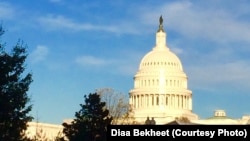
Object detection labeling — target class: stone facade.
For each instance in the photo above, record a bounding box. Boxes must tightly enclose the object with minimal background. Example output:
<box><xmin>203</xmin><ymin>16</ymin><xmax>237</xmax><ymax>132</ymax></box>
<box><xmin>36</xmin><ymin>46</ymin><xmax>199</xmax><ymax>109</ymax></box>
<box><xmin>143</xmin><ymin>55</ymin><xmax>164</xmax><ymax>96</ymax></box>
<box><xmin>26</xmin><ymin>122</ymin><xmax>64</xmax><ymax>140</ymax></box>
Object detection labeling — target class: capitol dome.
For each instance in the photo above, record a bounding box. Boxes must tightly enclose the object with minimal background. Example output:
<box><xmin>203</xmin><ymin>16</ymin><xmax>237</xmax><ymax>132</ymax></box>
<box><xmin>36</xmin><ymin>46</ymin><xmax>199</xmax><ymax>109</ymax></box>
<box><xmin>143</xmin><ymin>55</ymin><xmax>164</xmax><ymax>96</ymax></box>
<box><xmin>139</xmin><ymin>48</ymin><xmax>183</xmax><ymax>73</ymax></box>
<box><xmin>129</xmin><ymin>16</ymin><xmax>198</xmax><ymax>124</ymax></box>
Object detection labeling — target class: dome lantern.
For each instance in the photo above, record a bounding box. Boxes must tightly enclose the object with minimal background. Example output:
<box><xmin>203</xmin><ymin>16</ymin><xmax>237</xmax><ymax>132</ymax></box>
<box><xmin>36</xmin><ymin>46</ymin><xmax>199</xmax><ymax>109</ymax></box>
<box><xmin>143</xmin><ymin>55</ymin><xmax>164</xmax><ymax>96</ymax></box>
<box><xmin>155</xmin><ymin>16</ymin><xmax>168</xmax><ymax>51</ymax></box>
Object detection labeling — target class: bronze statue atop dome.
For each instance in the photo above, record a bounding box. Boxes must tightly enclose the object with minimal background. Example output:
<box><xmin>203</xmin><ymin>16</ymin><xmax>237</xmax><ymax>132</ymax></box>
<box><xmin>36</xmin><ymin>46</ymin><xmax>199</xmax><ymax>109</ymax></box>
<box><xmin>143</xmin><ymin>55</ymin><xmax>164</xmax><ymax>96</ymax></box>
<box><xmin>159</xmin><ymin>15</ymin><xmax>163</xmax><ymax>25</ymax></box>
<box><xmin>158</xmin><ymin>15</ymin><xmax>164</xmax><ymax>32</ymax></box>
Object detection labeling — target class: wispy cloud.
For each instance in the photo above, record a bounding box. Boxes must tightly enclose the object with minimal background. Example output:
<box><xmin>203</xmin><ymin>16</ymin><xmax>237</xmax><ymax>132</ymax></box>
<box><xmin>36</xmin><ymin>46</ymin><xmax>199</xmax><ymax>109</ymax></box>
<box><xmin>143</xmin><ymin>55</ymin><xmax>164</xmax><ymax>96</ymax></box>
<box><xmin>187</xmin><ymin>58</ymin><xmax>250</xmax><ymax>91</ymax></box>
<box><xmin>75</xmin><ymin>50</ymin><xmax>142</xmax><ymax>76</ymax></box>
<box><xmin>171</xmin><ymin>47</ymin><xmax>183</xmax><ymax>55</ymax></box>
<box><xmin>37</xmin><ymin>15</ymin><xmax>138</xmax><ymax>34</ymax></box>
<box><xmin>141</xmin><ymin>1</ymin><xmax>250</xmax><ymax>43</ymax></box>
<box><xmin>49</xmin><ymin>0</ymin><xmax>62</xmax><ymax>3</ymax></box>
<box><xmin>0</xmin><ymin>2</ymin><xmax>15</xmax><ymax>19</ymax></box>
<box><xmin>29</xmin><ymin>45</ymin><xmax>49</xmax><ymax>63</ymax></box>
<box><xmin>75</xmin><ymin>55</ymin><xmax>111</xmax><ymax>66</ymax></box>
<box><xmin>178</xmin><ymin>43</ymin><xmax>250</xmax><ymax>91</ymax></box>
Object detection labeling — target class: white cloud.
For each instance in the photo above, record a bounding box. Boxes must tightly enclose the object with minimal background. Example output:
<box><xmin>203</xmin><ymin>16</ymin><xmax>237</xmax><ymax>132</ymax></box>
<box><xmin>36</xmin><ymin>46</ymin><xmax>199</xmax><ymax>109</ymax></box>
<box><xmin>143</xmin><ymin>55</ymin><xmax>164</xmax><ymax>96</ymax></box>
<box><xmin>37</xmin><ymin>15</ymin><xmax>138</xmax><ymax>34</ymax></box>
<box><xmin>75</xmin><ymin>55</ymin><xmax>110</xmax><ymax>66</ymax></box>
<box><xmin>187</xmin><ymin>59</ymin><xmax>250</xmax><ymax>92</ymax></box>
<box><xmin>30</xmin><ymin>45</ymin><xmax>49</xmax><ymax>63</ymax></box>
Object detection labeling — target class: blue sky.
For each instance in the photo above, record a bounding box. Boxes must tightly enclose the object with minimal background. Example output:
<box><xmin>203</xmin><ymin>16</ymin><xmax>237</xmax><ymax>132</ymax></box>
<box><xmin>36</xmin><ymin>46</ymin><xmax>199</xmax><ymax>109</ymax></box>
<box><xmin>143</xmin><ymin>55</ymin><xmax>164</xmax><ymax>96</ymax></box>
<box><xmin>1</xmin><ymin>0</ymin><xmax>250</xmax><ymax>124</ymax></box>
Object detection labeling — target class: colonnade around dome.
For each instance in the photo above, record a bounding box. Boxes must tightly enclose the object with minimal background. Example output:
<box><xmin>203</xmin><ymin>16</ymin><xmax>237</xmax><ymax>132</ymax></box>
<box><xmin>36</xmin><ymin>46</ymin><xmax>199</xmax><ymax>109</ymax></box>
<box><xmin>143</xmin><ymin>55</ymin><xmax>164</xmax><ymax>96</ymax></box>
<box><xmin>130</xmin><ymin>93</ymin><xmax>192</xmax><ymax>111</ymax></box>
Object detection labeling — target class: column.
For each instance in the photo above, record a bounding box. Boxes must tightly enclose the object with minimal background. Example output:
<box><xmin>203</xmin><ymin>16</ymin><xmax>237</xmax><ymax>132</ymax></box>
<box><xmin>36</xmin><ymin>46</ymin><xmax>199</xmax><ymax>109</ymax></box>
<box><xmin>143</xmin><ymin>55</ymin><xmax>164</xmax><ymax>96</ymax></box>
<box><xmin>189</xmin><ymin>96</ymin><xmax>192</xmax><ymax>110</ymax></box>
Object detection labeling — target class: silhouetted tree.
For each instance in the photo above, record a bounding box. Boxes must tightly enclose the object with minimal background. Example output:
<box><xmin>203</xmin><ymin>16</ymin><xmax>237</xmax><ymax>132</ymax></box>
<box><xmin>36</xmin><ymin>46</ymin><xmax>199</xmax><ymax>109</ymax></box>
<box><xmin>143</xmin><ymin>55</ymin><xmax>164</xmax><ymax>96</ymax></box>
<box><xmin>62</xmin><ymin>92</ymin><xmax>112</xmax><ymax>141</ymax></box>
<box><xmin>0</xmin><ymin>25</ymin><xmax>33</xmax><ymax>140</ymax></box>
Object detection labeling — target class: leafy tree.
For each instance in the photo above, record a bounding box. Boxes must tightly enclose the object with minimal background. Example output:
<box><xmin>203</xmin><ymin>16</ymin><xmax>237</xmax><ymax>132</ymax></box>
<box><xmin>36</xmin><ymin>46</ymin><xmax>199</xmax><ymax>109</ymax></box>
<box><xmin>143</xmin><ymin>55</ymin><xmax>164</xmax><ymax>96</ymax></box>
<box><xmin>62</xmin><ymin>92</ymin><xmax>112</xmax><ymax>141</ymax></box>
<box><xmin>0</xmin><ymin>26</ymin><xmax>33</xmax><ymax>140</ymax></box>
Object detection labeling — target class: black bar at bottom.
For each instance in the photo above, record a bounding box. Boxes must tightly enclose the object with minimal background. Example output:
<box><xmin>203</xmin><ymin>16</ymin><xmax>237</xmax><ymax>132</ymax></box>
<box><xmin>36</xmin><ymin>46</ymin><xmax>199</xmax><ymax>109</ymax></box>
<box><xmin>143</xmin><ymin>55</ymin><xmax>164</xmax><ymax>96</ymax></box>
<box><xmin>107</xmin><ymin>125</ymin><xmax>250</xmax><ymax>141</ymax></box>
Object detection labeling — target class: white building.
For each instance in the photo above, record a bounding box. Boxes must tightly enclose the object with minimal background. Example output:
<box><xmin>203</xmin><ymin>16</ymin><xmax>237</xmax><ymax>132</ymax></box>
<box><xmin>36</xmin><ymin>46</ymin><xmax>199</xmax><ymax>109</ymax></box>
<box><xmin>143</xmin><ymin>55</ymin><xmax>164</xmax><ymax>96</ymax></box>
<box><xmin>129</xmin><ymin>16</ymin><xmax>198</xmax><ymax>124</ymax></box>
<box><xmin>26</xmin><ymin>122</ymin><xmax>64</xmax><ymax>140</ymax></box>
<box><xmin>191</xmin><ymin>109</ymin><xmax>250</xmax><ymax>125</ymax></box>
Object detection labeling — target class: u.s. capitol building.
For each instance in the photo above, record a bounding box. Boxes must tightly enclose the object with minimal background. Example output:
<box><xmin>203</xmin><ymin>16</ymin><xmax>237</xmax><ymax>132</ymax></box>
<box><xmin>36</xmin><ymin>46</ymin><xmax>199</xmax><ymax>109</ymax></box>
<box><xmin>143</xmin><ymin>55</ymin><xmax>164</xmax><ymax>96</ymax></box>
<box><xmin>26</xmin><ymin>16</ymin><xmax>250</xmax><ymax>139</ymax></box>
